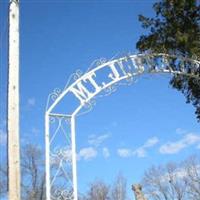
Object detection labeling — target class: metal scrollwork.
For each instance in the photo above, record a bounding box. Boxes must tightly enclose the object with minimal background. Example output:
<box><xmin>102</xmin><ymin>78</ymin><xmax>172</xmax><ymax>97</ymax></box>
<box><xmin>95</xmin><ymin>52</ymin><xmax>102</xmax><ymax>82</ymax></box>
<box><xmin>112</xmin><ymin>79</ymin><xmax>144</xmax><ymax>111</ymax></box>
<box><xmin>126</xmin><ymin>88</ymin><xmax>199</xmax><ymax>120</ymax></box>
<box><xmin>94</xmin><ymin>58</ymin><xmax>107</xmax><ymax>66</ymax></box>
<box><xmin>51</xmin><ymin>147</ymin><xmax>72</xmax><ymax>164</ymax></box>
<box><xmin>77</xmin><ymin>99</ymin><xmax>97</xmax><ymax>116</ymax></box>
<box><xmin>104</xmin><ymin>84</ymin><xmax>117</xmax><ymax>95</ymax></box>
<box><xmin>46</xmin><ymin>88</ymin><xmax>62</xmax><ymax>110</ymax></box>
<box><xmin>52</xmin><ymin>189</ymin><xmax>73</xmax><ymax>200</ymax></box>
<box><xmin>73</xmin><ymin>70</ymin><xmax>83</xmax><ymax>81</ymax></box>
<box><xmin>52</xmin><ymin>88</ymin><xmax>62</xmax><ymax>100</ymax></box>
<box><xmin>86</xmin><ymin>57</ymin><xmax>108</xmax><ymax>72</ymax></box>
<box><xmin>49</xmin><ymin>116</ymin><xmax>56</xmax><ymax>124</ymax></box>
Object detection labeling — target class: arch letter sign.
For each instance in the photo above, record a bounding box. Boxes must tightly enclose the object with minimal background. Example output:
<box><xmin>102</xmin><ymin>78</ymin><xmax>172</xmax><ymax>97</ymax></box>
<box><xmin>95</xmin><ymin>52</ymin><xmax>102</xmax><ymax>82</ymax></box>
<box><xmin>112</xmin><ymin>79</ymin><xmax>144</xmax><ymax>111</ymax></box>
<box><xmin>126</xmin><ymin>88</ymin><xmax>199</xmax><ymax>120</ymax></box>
<box><xmin>45</xmin><ymin>53</ymin><xmax>200</xmax><ymax>200</ymax></box>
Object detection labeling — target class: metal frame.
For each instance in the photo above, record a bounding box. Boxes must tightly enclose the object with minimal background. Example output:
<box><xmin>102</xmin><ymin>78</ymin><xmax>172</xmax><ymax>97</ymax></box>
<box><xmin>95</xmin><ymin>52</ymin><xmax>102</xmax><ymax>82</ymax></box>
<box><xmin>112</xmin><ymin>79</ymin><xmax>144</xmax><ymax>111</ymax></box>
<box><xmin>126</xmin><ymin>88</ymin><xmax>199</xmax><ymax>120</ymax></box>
<box><xmin>45</xmin><ymin>53</ymin><xmax>200</xmax><ymax>200</ymax></box>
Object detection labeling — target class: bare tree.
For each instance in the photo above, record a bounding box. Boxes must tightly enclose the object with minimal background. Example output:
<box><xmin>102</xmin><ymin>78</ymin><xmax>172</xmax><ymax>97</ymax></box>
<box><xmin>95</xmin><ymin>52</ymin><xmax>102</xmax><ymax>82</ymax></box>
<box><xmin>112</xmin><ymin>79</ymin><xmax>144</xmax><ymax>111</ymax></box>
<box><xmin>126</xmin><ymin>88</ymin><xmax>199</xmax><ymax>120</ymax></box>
<box><xmin>21</xmin><ymin>144</ymin><xmax>45</xmax><ymax>200</ymax></box>
<box><xmin>182</xmin><ymin>155</ymin><xmax>200</xmax><ymax>200</ymax></box>
<box><xmin>0</xmin><ymin>143</ymin><xmax>46</xmax><ymax>199</ymax></box>
<box><xmin>0</xmin><ymin>160</ymin><xmax>7</xmax><ymax>197</ymax></box>
<box><xmin>142</xmin><ymin>162</ymin><xmax>188</xmax><ymax>200</ymax></box>
<box><xmin>142</xmin><ymin>165</ymin><xmax>170</xmax><ymax>200</ymax></box>
<box><xmin>111</xmin><ymin>173</ymin><xmax>127</xmax><ymax>200</ymax></box>
<box><xmin>141</xmin><ymin>156</ymin><xmax>200</xmax><ymax>200</ymax></box>
<box><xmin>165</xmin><ymin>163</ymin><xmax>187</xmax><ymax>200</ymax></box>
<box><xmin>86</xmin><ymin>180</ymin><xmax>110</xmax><ymax>200</ymax></box>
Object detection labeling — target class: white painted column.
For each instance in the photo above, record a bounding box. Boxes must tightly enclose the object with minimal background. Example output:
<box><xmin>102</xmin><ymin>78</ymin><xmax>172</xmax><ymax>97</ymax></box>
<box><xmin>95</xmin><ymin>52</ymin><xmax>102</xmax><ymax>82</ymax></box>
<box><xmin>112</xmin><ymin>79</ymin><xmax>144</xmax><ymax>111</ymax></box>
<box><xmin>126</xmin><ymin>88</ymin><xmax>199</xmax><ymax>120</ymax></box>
<box><xmin>45</xmin><ymin>113</ymin><xmax>51</xmax><ymax>200</ymax></box>
<box><xmin>71</xmin><ymin>116</ymin><xmax>78</xmax><ymax>200</ymax></box>
<box><xmin>8</xmin><ymin>0</ymin><xmax>20</xmax><ymax>200</ymax></box>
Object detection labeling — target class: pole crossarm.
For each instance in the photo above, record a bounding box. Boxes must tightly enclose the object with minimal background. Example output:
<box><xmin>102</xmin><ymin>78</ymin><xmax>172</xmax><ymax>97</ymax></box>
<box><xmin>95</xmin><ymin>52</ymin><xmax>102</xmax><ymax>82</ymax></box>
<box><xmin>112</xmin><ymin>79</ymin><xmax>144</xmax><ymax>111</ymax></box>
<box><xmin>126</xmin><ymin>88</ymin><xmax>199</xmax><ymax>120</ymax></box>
<box><xmin>45</xmin><ymin>53</ymin><xmax>200</xmax><ymax>200</ymax></box>
<box><xmin>49</xmin><ymin>113</ymin><xmax>72</xmax><ymax>118</ymax></box>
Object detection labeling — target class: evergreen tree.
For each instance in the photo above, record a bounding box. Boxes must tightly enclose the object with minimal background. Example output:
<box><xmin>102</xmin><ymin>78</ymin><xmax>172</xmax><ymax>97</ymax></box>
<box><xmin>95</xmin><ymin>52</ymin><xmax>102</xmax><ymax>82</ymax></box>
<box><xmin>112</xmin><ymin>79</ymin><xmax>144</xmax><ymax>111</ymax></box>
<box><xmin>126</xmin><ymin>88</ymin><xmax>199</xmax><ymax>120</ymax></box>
<box><xmin>137</xmin><ymin>0</ymin><xmax>200</xmax><ymax>120</ymax></box>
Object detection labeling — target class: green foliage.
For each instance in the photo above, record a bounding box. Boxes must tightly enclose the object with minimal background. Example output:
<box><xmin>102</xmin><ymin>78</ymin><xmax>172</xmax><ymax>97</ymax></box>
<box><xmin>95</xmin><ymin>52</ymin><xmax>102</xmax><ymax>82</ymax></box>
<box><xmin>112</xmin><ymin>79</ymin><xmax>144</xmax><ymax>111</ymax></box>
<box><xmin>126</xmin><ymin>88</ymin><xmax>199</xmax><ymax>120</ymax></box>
<box><xmin>137</xmin><ymin>0</ymin><xmax>200</xmax><ymax>120</ymax></box>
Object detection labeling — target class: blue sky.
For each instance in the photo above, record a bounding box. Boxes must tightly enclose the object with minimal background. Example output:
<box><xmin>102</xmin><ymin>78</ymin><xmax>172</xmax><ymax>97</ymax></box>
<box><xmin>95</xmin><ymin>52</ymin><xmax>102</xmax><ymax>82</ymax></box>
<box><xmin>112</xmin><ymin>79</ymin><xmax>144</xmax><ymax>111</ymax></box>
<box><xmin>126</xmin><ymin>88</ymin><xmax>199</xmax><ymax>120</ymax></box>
<box><xmin>0</xmin><ymin>0</ymin><xmax>200</xmax><ymax>199</ymax></box>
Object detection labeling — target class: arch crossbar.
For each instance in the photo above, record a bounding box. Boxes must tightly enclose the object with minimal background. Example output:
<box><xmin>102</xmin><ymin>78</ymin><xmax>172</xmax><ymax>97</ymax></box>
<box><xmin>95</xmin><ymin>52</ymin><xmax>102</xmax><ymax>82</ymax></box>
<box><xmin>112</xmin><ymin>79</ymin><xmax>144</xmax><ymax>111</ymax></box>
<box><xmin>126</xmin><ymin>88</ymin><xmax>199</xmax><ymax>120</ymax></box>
<box><xmin>45</xmin><ymin>53</ymin><xmax>200</xmax><ymax>200</ymax></box>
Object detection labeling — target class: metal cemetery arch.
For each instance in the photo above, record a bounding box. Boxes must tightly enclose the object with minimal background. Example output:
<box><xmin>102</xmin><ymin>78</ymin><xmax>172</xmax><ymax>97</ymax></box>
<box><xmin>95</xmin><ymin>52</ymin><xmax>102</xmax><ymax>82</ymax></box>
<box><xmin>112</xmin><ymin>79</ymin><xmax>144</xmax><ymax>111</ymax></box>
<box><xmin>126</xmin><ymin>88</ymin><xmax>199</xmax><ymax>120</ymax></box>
<box><xmin>45</xmin><ymin>53</ymin><xmax>200</xmax><ymax>200</ymax></box>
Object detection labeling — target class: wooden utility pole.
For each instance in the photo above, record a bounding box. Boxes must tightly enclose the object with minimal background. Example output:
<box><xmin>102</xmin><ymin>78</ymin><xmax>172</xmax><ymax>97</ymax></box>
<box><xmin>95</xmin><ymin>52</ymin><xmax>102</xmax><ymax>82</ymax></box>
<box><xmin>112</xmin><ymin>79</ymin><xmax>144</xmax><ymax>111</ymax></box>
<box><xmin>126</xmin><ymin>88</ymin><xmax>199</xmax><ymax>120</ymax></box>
<box><xmin>8</xmin><ymin>0</ymin><xmax>20</xmax><ymax>200</ymax></box>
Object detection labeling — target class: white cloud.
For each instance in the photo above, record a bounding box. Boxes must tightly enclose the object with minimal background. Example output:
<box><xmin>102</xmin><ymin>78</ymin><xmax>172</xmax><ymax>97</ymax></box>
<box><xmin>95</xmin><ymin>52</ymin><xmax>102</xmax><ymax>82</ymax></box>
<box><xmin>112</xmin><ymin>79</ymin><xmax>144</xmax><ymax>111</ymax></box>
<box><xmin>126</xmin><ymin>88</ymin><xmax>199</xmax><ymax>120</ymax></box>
<box><xmin>78</xmin><ymin>147</ymin><xmax>97</xmax><ymax>161</ymax></box>
<box><xmin>27</xmin><ymin>98</ymin><xmax>36</xmax><ymax>107</ymax></box>
<box><xmin>0</xmin><ymin>130</ymin><xmax>7</xmax><ymax>145</ymax></box>
<box><xmin>158</xmin><ymin>164</ymin><xmax>200</xmax><ymax>184</ymax></box>
<box><xmin>133</xmin><ymin>148</ymin><xmax>146</xmax><ymax>158</ymax></box>
<box><xmin>117</xmin><ymin>148</ymin><xmax>132</xmax><ymax>157</ymax></box>
<box><xmin>118</xmin><ymin>137</ymin><xmax>159</xmax><ymax>158</ymax></box>
<box><xmin>159</xmin><ymin>167</ymin><xmax>187</xmax><ymax>183</ymax></box>
<box><xmin>143</xmin><ymin>137</ymin><xmax>159</xmax><ymax>147</ymax></box>
<box><xmin>102</xmin><ymin>147</ymin><xmax>110</xmax><ymax>158</ymax></box>
<box><xmin>88</xmin><ymin>133</ymin><xmax>110</xmax><ymax>147</ymax></box>
<box><xmin>176</xmin><ymin>128</ymin><xmax>187</xmax><ymax>135</ymax></box>
<box><xmin>78</xmin><ymin>133</ymin><xmax>111</xmax><ymax>161</ymax></box>
<box><xmin>133</xmin><ymin>137</ymin><xmax>159</xmax><ymax>158</ymax></box>
<box><xmin>160</xmin><ymin>133</ymin><xmax>200</xmax><ymax>154</ymax></box>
